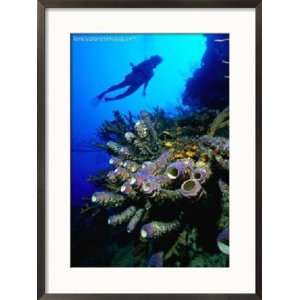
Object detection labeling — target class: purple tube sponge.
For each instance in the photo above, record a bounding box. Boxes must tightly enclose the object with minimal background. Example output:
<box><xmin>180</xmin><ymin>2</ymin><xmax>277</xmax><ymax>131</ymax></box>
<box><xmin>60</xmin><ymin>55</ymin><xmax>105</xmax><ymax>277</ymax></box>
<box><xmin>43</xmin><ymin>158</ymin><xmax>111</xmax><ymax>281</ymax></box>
<box><xmin>140</xmin><ymin>161</ymin><xmax>157</xmax><ymax>175</ymax></box>
<box><xmin>109</xmin><ymin>156</ymin><xmax>123</xmax><ymax>167</ymax></box>
<box><xmin>123</xmin><ymin>160</ymin><xmax>139</xmax><ymax>173</ymax></box>
<box><xmin>113</xmin><ymin>167</ymin><xmax>130</xmax><ymax>181</ymax></box>
<box><xmin>129</xmin><ymin>164</ymin><xmax>160</xmax><ymax>190</ymax></box>
<box><xmin>129</xmin><ymin>173</ymin><xmax>147</xmax><ymax>189</ymax></box>
<box><xmin>192</xmin><ymin>167</ymin><xmax>211</xmax><ymax>184</ymax></box>
<box><xmin>154</xmin><ymin>175</ymin><xmax>172</xmax><ymax>187</ymax></box>
<box><xmin>108</xmin><ymin>206</ymin><xmax>137</xmax><ymax>226</ymax></box>
<box><xmin>140</xmin><ymin>220</ymin><xmax>180</xmax><ymax>240</ymax></box>
<box><xmin>141</xmin><ymin>177</ymin><xmax>161</xmax><ymax>196</ymax></box>
<box><xmin>218</xmin><ymin>179</ymin><xmax>229</xmax><ymax>194</ymax></box>
<box><xmin>180</xmin><ymin>179</ymin><xmax>203</xmax><ymax>198</ymax></box>
<box><xmin>140</xmin><ymin>110</ymin><xmax>158</xmax><ymax>143</ymax></box>
<box><xmin>147</xmin><ymin>251</ymin><xmax>164</xmax><ymax>267</ymax></box>
<box><xmin>166</xmin><ymin>161</ymin><xmax>191</xmax><ymax>180</ymax></box>
<box><xmin>134</xmin><ymin>120</ymin><xmax>148</xmax><ymax>138</ymax></box>
<box><xmin>199</xmin><ymin>136</ymin><xmax>229</xmax><ymax>157</ymax></box>
<box><xmin>140</xmin><ymin>223</ymin><xmax>154</xmax><ymax>239</ymax></box>
<box><xmin>217</xmin><ymin>228</ymin><xmax>229</xmax><ymax>255</ymax></box>
<box><xmin>154</xmin><ymin>151</ymin><xmax>170</xmax><ymax>171</ymax></box>
<box><xmin>106</xmin><ymin>170</ymin><xmax>118</xmax><ymax>183</ymax></box>
<box><xmin>119</xmin><ymin>146</ymin><xmax>131</xmax><ymax>157</ymax></box>
<box><xmin>215</xmin><ymin>155</ymin><xmax>229</xmax><ymax>171</ymax></box>
<box><xmin>106</xmin><ymin>141</ymin><xmax>122</xmax><ymax>154</ymax></box>
<box><xmin>120</xmin><ymin>181</ymin><xmax>135</xmax><ymax>196</ymax></box>
<box><xmin>124</xmin><ymin>132</ymin><xmax>136</xmax><ymax>143</ymax></box>
<box><xmin>127</xmin><ymin>208</ymin><xmax>145</xmax><ymax>233</ymax></box>
<box><xmin>91</xmin><ymin>192</ymin><xmax>125</xmax><ymax>208</ymax></box>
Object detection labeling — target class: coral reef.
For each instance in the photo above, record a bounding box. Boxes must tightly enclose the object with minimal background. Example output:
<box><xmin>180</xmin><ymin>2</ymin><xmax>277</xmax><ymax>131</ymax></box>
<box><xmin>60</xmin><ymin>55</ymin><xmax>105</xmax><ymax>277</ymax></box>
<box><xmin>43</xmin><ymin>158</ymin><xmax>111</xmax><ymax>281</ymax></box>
<box><xmin>83</xmin><ymin>107</ymin><xmax>229</xmax><ymax>267</ymax></box>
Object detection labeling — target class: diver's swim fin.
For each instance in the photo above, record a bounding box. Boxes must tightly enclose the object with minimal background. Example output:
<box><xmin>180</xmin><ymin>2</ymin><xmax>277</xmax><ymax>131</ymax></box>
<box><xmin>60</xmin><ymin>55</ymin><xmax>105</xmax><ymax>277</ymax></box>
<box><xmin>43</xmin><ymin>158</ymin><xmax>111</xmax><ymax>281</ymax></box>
<box><xmin>96</xmin><ymin>92</ymin><xmax>105</xmax><ymax>100</ymax></box>
<box><xmin>91</xmin><ymin>96</ymin><xmax>103</xmax><ymax>106</ymax></box>
<box><xmin>90</xmin><ymin>93</ymin><xmax>106</xmax><ymax>106</ymax></box>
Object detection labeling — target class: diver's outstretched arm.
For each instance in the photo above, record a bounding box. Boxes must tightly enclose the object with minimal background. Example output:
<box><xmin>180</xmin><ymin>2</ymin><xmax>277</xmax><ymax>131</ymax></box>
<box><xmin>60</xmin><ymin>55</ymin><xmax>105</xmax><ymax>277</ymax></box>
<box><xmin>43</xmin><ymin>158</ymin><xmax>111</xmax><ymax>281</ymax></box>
<box><xmin>143</xmin><ymin>76</ymin><xmax>153</xmax><ymax>96</ymax></box>
<box><xmin>105</xmin><ymin>85</ymin><xmax>140</xmax><ymax>101</ymax></box>
<box><xmin>143</xmin><ymin>80</ymin><xmax>149</xmax><ymax>96</ymax></box>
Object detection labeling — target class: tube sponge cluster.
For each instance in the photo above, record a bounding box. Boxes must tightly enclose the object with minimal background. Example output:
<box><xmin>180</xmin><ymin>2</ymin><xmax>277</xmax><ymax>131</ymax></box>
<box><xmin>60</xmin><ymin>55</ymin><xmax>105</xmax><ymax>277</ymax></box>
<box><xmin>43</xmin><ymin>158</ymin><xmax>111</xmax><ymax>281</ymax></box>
<box><xmin>84</xmin><ymin>108</ymin><xmax>229</xmax><ymax>267</ymax></box>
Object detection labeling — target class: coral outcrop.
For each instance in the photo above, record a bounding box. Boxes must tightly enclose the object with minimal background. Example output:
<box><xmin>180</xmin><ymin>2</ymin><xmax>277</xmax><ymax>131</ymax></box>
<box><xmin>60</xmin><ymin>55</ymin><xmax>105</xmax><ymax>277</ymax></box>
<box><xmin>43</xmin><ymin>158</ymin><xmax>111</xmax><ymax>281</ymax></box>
<box><xmin>83</xmin><ymin>107</ymin><xmax>229</xmax><ymax>267</ymax></box>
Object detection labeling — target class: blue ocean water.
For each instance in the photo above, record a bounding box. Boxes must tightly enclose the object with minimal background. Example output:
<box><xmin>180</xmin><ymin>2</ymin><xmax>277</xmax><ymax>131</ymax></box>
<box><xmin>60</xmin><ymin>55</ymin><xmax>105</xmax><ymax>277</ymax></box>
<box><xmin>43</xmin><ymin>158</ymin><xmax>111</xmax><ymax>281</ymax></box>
<box><xmin>71</xmin><ymin>33</ymin><xmax>207</xmax><ymax>207</ymax></box>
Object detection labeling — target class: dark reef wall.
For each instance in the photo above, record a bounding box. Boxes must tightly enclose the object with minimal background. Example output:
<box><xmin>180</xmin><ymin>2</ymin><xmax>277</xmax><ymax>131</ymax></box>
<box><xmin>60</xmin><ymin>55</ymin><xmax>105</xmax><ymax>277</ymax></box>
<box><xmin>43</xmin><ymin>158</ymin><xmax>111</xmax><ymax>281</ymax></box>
<box><xmin>182</xmin><ymin>34</ymin><xmax>229</xmax><ymax>109</ymax></box>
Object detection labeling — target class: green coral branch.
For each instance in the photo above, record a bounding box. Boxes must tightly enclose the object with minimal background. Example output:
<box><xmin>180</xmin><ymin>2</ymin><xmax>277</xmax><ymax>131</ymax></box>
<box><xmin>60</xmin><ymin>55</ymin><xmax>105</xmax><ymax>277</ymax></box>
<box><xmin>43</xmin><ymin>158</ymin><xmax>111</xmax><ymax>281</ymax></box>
<box><xmin>164</xmin><ymin>229</ymin><xmax>188</xmax><ymax>260</ymax></box>
<box><xmin>154</xmin><ymin>189</ymin><xmax>182</xmax><ymax>205</ymax></box>
<box><xmin>207</xmin><ymin>107</ymin><xmax>229</xmax><ymax>136</ymax></box>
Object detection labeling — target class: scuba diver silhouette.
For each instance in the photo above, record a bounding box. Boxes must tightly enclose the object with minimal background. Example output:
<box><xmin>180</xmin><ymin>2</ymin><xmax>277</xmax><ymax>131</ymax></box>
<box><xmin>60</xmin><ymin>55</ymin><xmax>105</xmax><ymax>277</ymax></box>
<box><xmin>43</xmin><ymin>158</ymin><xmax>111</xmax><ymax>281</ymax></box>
<box><xmin>97</xmin><ymin>55</ymin><xmax>163</xmax><ymax>102</ymax></box>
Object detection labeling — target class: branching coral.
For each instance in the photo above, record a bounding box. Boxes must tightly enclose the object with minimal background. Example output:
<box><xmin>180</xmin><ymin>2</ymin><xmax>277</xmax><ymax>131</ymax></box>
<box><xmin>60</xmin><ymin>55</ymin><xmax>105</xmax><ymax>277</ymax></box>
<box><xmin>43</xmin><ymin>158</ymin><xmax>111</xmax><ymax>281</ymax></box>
<box><xmin>83</xmin><ymin>108</ymin><xmax>229</xmax><ymax>267</ymax></box>
<box><xmin>207</xmin><ymin>107</ymin><xmax>229</xmax><ymax>137</ymax></box>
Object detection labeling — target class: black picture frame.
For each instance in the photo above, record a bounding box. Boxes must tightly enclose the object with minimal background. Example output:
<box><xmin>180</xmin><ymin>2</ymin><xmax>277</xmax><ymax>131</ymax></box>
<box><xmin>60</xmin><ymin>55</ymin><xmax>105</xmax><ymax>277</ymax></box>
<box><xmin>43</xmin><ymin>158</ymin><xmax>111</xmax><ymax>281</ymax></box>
<box><xmin>37</xmin><ymin>0</ymin><xmax>262</xmax><ymax>299</ymax></box>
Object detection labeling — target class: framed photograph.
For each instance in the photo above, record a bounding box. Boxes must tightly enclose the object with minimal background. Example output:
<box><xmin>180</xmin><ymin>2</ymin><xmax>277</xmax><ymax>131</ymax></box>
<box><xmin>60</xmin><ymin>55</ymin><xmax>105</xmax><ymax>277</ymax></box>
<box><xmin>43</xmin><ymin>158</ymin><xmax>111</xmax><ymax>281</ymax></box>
<box><xmin>38</xmin><ymin>0</ymin><xmax>262</xmax><ymax>299</ymax></box>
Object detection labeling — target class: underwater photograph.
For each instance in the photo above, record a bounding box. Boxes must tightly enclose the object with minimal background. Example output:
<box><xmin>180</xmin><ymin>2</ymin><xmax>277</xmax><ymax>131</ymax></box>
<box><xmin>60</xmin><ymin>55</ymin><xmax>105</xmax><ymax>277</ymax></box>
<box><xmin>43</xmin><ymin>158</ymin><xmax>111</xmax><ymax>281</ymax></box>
<box><xmin>71</xmin><ymin>33</ymin><xmax>229</xmax><ymax>267</ymax></box>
